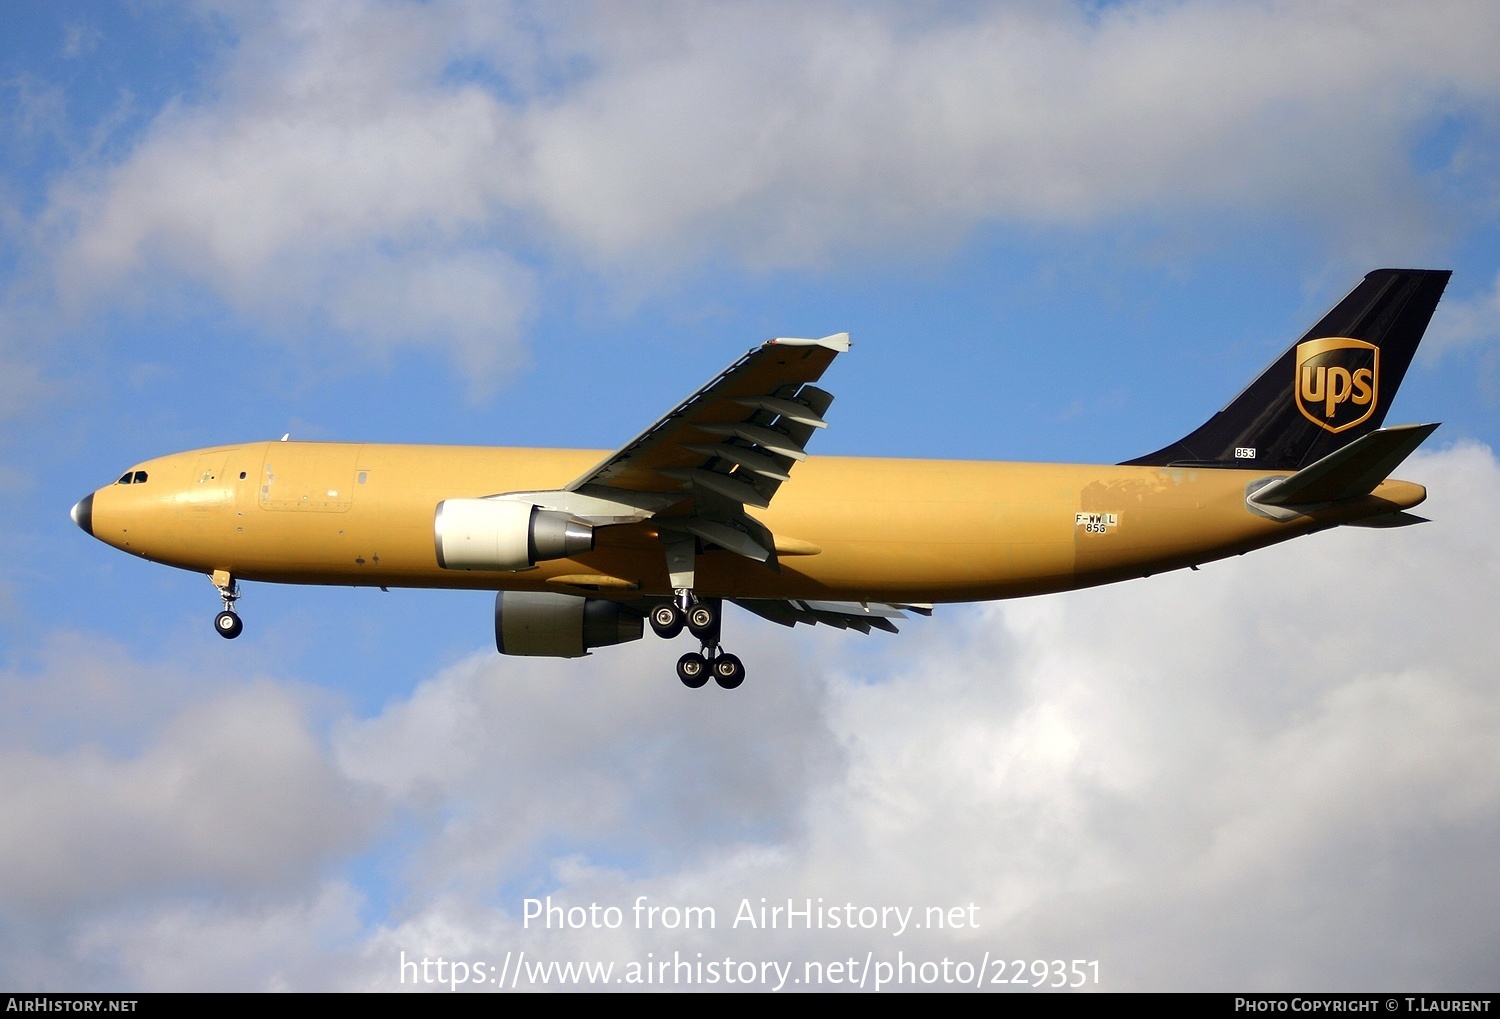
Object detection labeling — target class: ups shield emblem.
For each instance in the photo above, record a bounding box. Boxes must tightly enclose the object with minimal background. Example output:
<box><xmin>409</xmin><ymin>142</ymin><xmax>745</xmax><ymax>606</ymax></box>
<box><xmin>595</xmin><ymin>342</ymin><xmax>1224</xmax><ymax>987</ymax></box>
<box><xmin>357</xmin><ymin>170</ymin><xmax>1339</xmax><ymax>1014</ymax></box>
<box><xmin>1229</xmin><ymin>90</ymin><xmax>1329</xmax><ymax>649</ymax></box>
<box><xmin>1295</xmin><ymin>337</ymin><xmax>1379</xmax><ymax>434</ymax></box>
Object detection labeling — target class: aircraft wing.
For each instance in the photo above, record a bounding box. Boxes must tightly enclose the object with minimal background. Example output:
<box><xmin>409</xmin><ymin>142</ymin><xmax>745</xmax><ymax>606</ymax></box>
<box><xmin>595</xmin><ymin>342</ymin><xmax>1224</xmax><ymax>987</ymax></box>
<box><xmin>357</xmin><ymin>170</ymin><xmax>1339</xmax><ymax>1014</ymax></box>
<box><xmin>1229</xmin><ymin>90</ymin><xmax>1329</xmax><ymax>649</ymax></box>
<box><xmin>560</xmin><ymin>333</ymin><xmax>850</xmax><ymax>564</ymax></box>
<box><xmin>734</xmin><ymin>598</ymin><xmax>933</xmax><ymax>634</ymax></box>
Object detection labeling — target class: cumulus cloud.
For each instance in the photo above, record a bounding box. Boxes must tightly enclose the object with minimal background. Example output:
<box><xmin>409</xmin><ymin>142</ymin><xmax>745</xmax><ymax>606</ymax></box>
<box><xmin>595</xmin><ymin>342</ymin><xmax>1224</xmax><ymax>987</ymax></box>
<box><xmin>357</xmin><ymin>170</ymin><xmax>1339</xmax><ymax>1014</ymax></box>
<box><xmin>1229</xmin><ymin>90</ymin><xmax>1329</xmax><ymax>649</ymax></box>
<box><xmin>1427</xmin><ymin>269</ymin><xmax>1500</xmax><ymax>355</ymax></box>
<box><xmin>72</xmin><ymin>883</ymin><xmax>367</xmax><ymax>992</ymax></box>
<box><xmin>517</xmin><ymin>0</ymin><xmax>1498</xmax><ymax>264</ymax></box>
<box><xmin>35</xmin><ymin>0</ymin><xmax>1500</xmax><ymax>374</ymax></box>
<box><xmin>59</xmin><ymin>443</ymin><xmax>1485</xmax><ymax>990</ymax></box>
<box><xmin>0</xmin><ymin>644</ymin><xmax>378</xmax><ymax>914</ymax></box>
<box><xmin>336</xmin><ymin>631</ymin><xmax>842</xmax><ymax>894</ymax></box>
<box><xmin>324</xmin><ymin>444</ymin><xmax>1500</xmax><ymax>991</ymax></box>
<box><xmin>5</xmin><ymin>453</ymin><xmax>1498</xmax><ymax>987</ymax></box>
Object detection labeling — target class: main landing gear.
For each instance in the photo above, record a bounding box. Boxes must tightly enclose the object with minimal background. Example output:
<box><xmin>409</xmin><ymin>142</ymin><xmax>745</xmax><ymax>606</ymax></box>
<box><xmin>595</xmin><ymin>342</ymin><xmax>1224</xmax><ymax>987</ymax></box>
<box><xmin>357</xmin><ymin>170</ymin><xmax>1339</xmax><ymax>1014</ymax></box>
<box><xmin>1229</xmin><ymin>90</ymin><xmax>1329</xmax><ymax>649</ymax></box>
<box><xmin>650</xmin><ymin>593</ymin><xmax>745</xmax><ymax>690</ymax></box>
<box><xmin>211</xmin><ymin>570</ymin><xmax>243</xmax><ymax>639</ymax></box>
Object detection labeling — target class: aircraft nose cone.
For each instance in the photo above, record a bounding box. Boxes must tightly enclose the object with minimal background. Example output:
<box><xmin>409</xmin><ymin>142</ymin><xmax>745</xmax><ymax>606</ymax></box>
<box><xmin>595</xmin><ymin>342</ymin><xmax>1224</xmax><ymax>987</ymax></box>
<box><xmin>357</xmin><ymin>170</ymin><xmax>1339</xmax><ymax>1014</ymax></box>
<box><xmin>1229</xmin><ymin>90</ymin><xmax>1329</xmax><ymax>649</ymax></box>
<box><xmin>71</xmin><ymin>493</ymin><xmax>94</xmax><ymax>536</ymax></box>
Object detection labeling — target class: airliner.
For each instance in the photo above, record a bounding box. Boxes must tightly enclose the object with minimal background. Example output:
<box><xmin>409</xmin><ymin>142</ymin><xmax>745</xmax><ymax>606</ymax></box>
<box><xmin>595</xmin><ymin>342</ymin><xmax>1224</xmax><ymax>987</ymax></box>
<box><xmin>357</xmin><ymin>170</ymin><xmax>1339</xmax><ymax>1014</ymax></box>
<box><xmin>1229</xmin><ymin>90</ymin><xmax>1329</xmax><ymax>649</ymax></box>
<box><xmin>71</xmin><ymin>269</ymin><xmax>1449</xmax><ymax>690</ymax></box>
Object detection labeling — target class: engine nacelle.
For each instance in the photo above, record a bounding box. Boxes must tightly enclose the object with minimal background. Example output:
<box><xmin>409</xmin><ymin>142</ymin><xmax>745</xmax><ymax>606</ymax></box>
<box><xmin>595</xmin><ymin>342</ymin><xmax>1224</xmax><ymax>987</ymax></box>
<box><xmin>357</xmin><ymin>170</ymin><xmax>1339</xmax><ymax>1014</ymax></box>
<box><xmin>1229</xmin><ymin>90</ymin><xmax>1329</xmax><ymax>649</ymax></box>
<box><xmin>434</xmin><ymin>499</ymin><xmax>594</xmax><ymax>571</ymax></box>
<box><xmin>494</xmin><ymin>591</ymin><xmax>644</xmax><ymax>658</ymax></box>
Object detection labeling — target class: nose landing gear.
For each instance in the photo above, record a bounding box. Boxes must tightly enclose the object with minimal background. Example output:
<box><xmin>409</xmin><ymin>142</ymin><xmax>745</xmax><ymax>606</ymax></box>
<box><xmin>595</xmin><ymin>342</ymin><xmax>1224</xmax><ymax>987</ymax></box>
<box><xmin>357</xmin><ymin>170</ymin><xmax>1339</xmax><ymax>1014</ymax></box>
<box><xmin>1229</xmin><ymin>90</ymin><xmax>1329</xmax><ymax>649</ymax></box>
<box><xmin>211</xmin><ymin>570</ymin><xmax>243</xmax><ymax>640</ymax></box>
<box><xmin>661</xmin><ymin>594</ymin><xmax>745</xmax><ymax>689</ymax></box>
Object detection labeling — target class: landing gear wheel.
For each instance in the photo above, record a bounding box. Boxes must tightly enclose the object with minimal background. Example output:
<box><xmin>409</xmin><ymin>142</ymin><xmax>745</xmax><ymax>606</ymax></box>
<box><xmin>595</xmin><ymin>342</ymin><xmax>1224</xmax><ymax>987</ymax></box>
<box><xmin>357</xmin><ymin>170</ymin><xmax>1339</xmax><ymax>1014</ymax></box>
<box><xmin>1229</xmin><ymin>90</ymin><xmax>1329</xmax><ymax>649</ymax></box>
<box><xmin>712</xmin><ymin>653</ymin><xmax>745</xmax><ymax>690</ymax></box>
<box><xmin>214</xmin><ymin>610</ymin><xmax>243</xmax><ymax>639</ymax></box>
<box><xmin>650</xmin><ymin>603</ymin><xmax>685</xmax><ymax>639</ymax></box>
<box><xmin>210</xmin><ymin>572</ymin><xmax>243</xmax><ymax>640</ymax></box>
<box><xmin>687</xmin><ymin>601</ymin><xmax>719</xmax><ymax>638</ymax></box>
<box><xmin>677</xmin><ymin>652</ymin><xmax>709</xmax><ymax>688</ymax></box>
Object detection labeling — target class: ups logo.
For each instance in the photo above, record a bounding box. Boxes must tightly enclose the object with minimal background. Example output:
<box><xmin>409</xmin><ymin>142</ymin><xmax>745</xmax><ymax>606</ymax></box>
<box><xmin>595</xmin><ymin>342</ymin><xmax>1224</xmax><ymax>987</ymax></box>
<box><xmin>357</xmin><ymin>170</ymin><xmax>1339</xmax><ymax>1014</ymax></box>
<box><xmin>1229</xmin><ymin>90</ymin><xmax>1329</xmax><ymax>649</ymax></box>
<box><xmin>1295</xmin><ymin>337</ymin><xmax>1378</xmax><ymax>433</ymax></box>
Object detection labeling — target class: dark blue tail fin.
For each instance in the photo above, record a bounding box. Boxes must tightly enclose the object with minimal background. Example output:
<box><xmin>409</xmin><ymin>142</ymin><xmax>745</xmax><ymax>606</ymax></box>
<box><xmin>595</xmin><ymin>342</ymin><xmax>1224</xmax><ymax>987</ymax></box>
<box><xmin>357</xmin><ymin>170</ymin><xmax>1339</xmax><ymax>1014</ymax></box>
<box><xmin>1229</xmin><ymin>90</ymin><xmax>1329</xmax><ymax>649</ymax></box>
<box><xmin>1125</xmin><ymin>269</ymin><xmax>1450</xmax><ymax>470</ymax></box>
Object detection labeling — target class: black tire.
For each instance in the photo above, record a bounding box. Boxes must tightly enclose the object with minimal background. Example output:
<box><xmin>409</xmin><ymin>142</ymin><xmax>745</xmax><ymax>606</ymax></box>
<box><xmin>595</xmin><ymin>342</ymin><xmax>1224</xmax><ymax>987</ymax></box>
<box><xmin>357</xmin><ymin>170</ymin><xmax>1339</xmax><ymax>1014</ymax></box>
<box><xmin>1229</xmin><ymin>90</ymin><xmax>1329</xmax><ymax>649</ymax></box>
<box><xmin>677</xmin><ymin>652</ymin><xmax>709</xmax><ymax>688</ymax></box>
<box><xmin>687</xmin><ymin>601</ymin><xmax>718</xmax><ymax>637</ymax></box>
<box><xmin>650</xmin><ymin>603</ymin><xmax>685</xmax><ymax>639</ymax></box>
<box><xmin>712</xmin><ymin>653</ymin><xmax>745</xmax><ymax>690</ymax></box>
<box><xmin>215</xmin><ymin>610</ymin><xmax>243</xmax><ymax>639</ymax></box>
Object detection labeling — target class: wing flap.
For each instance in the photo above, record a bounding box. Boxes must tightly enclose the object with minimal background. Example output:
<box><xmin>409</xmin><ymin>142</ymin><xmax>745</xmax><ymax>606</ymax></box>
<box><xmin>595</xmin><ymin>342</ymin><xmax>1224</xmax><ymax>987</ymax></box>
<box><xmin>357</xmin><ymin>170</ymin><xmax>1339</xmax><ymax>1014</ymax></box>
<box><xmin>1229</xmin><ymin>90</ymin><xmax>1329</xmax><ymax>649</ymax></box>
<box><xmin>732</xmin><ymin>598</ymin><xmax>922</xmax><ymax>633</ymax></box>
<box><xmin>682</xmin><ymin>518</ymin><xmax>772</xmax><ymax>562</ymax></box>
<box><xmin>682</xmin><ymin>443</ymin><xmax>792</xmax><ymax>481</ymax></box>
<box><xmin>695</xmin><ymin>422</ymin><xmax>809</xmax><ymax>461</ymax></box>
<box><xmin>657</xmin><ymin>467</ymin><xmax>773</xmax><ymax>509</ymax></box>
<box><xmin>566</xmin><ymin>334</ymin><xmax>847</xmax><ymax>494</ymax></box>
<box><xmin>731</xmin><ymin>395</ymin><xmax>828</xmax><ymax>428</ymax></box>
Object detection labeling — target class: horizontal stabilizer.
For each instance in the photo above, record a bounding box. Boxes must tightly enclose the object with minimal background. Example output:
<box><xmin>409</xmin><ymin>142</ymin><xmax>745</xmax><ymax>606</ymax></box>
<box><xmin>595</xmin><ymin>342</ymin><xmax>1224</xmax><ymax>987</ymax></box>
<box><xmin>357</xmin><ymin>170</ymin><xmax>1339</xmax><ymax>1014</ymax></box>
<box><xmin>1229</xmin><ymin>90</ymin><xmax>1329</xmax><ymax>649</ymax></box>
<box><xmin>1252</xmin><ymin>423</ymin><xmax>1438</xmax><ymax>507</ymax></box>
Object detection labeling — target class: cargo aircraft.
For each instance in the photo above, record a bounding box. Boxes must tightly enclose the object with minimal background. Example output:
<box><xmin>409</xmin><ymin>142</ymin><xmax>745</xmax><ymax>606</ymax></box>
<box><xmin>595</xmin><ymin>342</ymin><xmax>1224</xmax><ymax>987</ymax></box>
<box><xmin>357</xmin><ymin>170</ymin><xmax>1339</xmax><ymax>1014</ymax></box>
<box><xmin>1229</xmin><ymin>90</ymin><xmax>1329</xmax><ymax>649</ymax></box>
<box><xmin>72</xmin><ymin>269</ymin><xmax>1449</xmax><ymax>689</ymax></box>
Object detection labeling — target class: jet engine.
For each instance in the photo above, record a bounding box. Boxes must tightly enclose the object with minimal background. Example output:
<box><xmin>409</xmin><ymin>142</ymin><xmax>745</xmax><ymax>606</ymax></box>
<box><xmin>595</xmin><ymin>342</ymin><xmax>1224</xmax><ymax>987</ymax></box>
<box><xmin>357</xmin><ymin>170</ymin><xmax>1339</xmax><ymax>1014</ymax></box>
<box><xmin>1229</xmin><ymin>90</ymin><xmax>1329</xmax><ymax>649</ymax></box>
<box><xmin>494</xmin><ymin>591</ymin><xmax>644</xmax><ymax>657</ymax></box>
<box><xmin>434</xmin><ymin>499</ymin><xmax>593</xmax><ymax>571</ymax></box>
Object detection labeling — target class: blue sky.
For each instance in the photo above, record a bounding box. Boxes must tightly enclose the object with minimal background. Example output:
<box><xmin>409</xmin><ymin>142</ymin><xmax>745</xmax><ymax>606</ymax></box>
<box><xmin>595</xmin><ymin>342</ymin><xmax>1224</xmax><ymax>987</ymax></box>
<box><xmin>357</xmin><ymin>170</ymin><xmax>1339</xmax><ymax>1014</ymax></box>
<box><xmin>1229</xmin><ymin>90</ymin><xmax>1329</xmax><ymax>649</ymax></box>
<box><xmin>3</xmin><ymin>0</ymin><xmax>1500</xmax><ymax>991</ymax></box>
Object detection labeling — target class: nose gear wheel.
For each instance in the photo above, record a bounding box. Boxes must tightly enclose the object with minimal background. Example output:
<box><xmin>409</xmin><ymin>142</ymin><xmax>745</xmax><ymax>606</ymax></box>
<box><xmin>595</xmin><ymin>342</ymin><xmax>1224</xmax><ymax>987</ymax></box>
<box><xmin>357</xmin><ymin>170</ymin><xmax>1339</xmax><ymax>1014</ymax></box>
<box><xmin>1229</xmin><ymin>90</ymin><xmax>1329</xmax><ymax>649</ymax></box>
<box><xmin>210</xmin><ymin>572</ymin><xmax>243</xmax><ymax>640</ymax></box>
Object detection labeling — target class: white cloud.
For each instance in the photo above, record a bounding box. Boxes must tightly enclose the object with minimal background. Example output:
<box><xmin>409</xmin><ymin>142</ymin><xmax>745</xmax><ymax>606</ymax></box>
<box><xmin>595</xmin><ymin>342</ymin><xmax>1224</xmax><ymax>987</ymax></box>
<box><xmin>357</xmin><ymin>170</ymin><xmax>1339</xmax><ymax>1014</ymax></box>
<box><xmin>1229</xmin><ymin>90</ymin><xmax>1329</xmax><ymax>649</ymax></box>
<box><xmin>321</xmin><ymin>250</ymin><xmax>536</xmax><ymax>383</ymax></box>
<box><xmin>73</xmin><ymin>883</ymin><xmax>367</xmax><ymax>992</ymax></box>
<box><xmin>335</xmin><ymin>630</ymin><xmax>842</xmax><ymax>895</ymax></box>
<box><xmin>1427</xmin><ymin>270</ymin><xmax>1500</xmax><ymax>355</ymax></box>
<box><xmin>36</xmin><ymin>0</ymin><xmax>1500</xmax><ymax>373</ymax></box>
<box><xmin>330</xmin><ymin>443</ymin><xmax>1500</xmax><ymax>991</ymax></box>
<box><xmin>513</xmin><ymin>0</ymin><xmax>1495</xmax><ymax>264</ymax></box>
<box><xmin>6</xmin><ymin>446</ymin><xmax>1498</xmax><ymax>990</ymax></box>
<box><xmin>61</xmin><ymin>22</ymin><xmax>103</xmax><ymax>61</ymax></box>
<box><xmin>0</xmin><ymin>648</ymin><xmax>378</xmax><ymax>912</ymax></box>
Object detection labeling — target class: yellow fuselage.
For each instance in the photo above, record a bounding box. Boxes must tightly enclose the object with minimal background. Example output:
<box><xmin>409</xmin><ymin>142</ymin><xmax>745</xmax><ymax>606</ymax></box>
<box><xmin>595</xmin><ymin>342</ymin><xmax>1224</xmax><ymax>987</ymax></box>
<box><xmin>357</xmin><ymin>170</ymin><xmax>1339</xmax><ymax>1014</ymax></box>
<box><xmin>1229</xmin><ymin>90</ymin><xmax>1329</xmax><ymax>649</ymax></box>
<box><xmin>82</xmin><ymin>440</ymin><xmax>1426</xmax><ymax>603</ymax></box>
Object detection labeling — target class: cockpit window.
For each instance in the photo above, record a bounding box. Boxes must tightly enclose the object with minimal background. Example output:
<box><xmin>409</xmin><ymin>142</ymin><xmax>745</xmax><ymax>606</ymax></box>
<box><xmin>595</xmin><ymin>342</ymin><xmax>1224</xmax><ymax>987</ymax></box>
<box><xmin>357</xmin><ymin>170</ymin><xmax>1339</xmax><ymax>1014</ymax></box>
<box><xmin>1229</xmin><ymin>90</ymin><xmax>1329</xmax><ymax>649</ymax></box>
<box><xmin>115</xmin><ymin>470</ymin><xmax>149</xmax><ymax>485</ymax></box>
<box><xmin>133</xmin><ymin>470</ymin><xmax>148</xmax><ymax>484</ymax></box>
<box><xmin>117</xmin><ymin>472</ymin><xmax>133</xmax><ymax>485</ymax></box>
